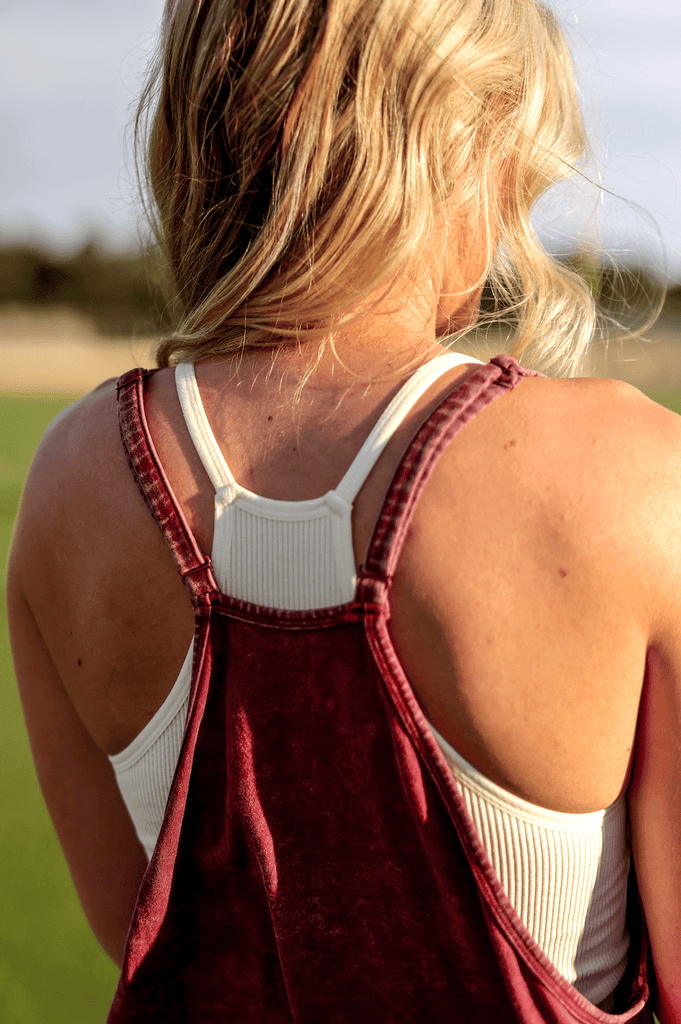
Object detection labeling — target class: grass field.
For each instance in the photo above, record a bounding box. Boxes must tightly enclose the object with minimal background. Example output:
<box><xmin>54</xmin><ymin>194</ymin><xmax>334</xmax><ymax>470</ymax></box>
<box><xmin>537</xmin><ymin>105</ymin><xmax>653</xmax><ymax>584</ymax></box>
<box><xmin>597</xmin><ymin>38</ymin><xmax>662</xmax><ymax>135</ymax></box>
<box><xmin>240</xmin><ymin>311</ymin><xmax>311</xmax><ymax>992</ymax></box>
<box><xmin>0</xmin><ymin>385</ymin><xmax>677</xmax><ymax>1022</ymax></box>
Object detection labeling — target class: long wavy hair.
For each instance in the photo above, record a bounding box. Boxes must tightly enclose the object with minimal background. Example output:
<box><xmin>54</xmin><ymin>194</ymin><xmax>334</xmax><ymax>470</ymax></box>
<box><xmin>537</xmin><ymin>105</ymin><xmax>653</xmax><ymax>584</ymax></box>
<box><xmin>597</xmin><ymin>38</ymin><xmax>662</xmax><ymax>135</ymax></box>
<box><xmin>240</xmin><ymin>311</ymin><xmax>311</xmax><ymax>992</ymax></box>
<box><xmin>136</xmin><ymin>0</ymin><xmax>596</xmax><ymax>375</ymax></box>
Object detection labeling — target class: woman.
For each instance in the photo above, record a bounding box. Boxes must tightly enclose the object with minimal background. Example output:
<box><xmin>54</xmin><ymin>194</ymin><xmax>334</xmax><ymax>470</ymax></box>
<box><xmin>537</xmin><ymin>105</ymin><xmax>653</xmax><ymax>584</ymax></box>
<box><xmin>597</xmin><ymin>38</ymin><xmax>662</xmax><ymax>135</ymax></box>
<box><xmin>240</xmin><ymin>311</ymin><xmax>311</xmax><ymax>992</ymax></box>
<box><xmin>6</xmin><ymin>0</ymin><xmax>680</xmax><ymax>1020</ymax></box>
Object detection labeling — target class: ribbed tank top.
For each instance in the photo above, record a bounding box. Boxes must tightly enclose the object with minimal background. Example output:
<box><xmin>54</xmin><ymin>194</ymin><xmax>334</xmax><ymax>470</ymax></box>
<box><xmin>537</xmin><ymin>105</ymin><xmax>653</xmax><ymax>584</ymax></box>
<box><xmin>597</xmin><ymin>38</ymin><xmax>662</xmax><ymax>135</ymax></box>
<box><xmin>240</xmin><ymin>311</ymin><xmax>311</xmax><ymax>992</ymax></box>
<box><xmin>110</xmin><ymin>351</ymin><xmax>629</xmax><ymax>1009</ymax></box>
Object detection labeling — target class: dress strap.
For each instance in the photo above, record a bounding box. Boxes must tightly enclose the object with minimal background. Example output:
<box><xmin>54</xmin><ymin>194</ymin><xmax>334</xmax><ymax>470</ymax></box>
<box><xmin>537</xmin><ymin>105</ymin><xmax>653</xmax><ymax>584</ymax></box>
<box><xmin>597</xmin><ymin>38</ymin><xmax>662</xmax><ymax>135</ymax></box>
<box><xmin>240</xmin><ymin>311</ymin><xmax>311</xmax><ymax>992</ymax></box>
<box><xmin>334</xmin><ymin>352</ymin><xmax>482</xmax><ymax>503</ymax></box>
<box><xmin>116</xmin><ymin>367</ymin><xmax>218</xmax><ymax>606</ymax></box>
<box><xmin>362</xmin><ymin>355</ymin><xmax>541</xmax><ymax>585</ymax></box>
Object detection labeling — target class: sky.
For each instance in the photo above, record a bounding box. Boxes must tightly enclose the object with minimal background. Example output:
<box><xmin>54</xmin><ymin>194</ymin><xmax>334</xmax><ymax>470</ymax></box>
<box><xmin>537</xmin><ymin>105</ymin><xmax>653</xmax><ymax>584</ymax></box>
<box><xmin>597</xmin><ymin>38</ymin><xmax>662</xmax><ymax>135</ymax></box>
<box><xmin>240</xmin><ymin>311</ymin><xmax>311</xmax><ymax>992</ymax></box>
<box><xmin>1</xmin><ymin>0</ymin><xmax>680</xmax><ymax>277</ymax></box>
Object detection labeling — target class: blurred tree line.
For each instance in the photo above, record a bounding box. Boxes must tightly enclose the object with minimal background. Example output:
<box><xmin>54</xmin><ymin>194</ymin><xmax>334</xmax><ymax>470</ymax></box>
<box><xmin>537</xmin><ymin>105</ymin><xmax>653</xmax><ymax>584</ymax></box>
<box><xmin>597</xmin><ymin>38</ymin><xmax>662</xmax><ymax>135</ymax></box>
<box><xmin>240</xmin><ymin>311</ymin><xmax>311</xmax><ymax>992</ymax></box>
<box><xmin>0</xmin><ymin>242</ymin><xmax>173</xmax><ymax>336</ymax></box>
<box><xmin>0</xmin><ymin>241</ymin><xmax>678</xmax><ymax>338</ymax></box>
<box><xmin>479</xmin><ymin>250</ymin><xmax>678</xmax><ymax>332</ymax></box>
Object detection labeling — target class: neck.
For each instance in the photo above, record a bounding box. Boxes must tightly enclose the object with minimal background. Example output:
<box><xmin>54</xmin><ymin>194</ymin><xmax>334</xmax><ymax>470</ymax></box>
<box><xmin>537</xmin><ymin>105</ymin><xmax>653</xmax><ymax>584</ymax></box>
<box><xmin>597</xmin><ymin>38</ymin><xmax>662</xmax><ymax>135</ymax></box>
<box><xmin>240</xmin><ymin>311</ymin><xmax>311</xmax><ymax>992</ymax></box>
<box><xmin>208</xmin><ymin>275</ymin><xmax>476</xmax><ymax>390</ymax></box>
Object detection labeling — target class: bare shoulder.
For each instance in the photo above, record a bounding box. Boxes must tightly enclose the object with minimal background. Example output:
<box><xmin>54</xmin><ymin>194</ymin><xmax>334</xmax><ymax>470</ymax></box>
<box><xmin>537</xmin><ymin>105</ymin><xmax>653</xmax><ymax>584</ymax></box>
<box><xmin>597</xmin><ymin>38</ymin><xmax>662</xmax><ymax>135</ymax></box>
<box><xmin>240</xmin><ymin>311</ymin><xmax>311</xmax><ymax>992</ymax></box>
<box><xmin>13</xmin><ymin>368</ymin><xmax>189</xmax><ymax>567</ymax></box>
<box><xmin>472</xmin><ymin>370</ymin><xmax>681</xmax><ymax>632</ymax></box>
<box><xmin>406</xmin><ymin>366</ymin><xmax>681</xmax><ymax>621</ymax></box>
<box><xmin>10</xmin><ymin>381</ymin><xmax>121</xmax><ymax>565</ymax></box>
<box><xmin>9</xmin><ymin>375</ymin><xmax>146</xmax><ymax>659</ymax></box>
<box><xmin>482</xmin><ymin>372</ymin><xmax>681</xmax><ymax>531</ymax></box>
<box><xmin>528</xmin><ymin>370</ymin><xmax>679</xmax><ymax>431</ymax></box>
<box><xmin>16</xmin><ymin>375</ymin><xmax>119</xmax><ymax>491</ymax></box>
<box><xmin>9</xmin><ymin>363</ymin><xmax>192</xmax><ymax>597</ymax></box>
<box><xmin>10</xmin><ymin>378</ymin><xmax>146</xmax><ymax>590</ymax></box>
<box><xmin>498</xmin><ymin>371</ymin><xmax>681</xmax><ymax>463</ymax></box>
<box><xmin>8</xmin><ymin>370</ymin><xmax>195</xmax><ymax>756</ymax></box>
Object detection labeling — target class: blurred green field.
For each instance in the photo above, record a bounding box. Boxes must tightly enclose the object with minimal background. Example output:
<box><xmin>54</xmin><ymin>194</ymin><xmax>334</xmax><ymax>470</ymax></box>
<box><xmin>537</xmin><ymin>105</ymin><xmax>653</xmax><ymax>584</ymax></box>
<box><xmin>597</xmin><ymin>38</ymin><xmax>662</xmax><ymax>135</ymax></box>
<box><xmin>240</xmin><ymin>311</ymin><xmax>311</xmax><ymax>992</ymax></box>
<box><xmin>0</xmin><ymin>385</ymin><xmax>677</xmax><ymax>1023</ymax></box>
<box><xmin>646</xmin><ymin>388</ymin><xmax>681</xmax><ymax>416</ymax></box>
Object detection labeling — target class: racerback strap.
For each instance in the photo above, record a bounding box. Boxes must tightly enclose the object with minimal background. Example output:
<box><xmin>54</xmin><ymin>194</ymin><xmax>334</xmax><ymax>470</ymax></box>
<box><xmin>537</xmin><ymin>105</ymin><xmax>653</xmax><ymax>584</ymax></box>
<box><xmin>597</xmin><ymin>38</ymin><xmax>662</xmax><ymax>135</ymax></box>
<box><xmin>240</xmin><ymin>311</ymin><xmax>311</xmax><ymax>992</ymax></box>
<box><xmin>116</xmin><ymin>355</ymin><xmax>538</xmax><ymax>610</ymax></box>
<box><xmin>174</xmin><ymin>351</ymin><xmax>482</xmax><ymax>503</ymax></box>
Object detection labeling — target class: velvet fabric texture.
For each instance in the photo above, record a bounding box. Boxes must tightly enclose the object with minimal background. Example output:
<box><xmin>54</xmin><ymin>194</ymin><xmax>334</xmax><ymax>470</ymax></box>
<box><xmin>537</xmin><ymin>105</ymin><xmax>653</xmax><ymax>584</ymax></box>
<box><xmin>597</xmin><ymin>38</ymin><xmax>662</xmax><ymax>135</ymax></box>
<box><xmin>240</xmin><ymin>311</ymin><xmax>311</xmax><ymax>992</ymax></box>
<box><xmin>107</xmin><ymin>355</ymin><xmax>653</xmax><ymax>1023</ymax></box>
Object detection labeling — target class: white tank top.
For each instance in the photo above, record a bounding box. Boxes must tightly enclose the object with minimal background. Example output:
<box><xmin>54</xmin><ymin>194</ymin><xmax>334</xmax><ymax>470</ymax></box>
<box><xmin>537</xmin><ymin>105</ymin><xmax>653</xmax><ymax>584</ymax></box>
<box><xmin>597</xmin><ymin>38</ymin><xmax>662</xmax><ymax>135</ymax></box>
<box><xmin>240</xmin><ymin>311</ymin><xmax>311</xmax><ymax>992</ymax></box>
<box><xmin>110</xmin><ymin>352</ymin><xmax>629</xmax><ymax>1010</ymax></box>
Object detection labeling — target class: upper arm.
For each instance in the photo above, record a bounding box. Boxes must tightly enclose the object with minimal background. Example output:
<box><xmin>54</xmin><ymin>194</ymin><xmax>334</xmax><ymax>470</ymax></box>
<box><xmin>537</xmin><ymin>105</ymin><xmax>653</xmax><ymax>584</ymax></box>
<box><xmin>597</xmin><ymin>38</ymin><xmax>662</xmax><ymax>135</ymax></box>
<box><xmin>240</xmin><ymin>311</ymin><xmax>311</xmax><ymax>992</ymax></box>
<box><xmin>6</xmin><ymin>577</ymin><xmax>148</xmax><ymax>966</ymax></box>
<box><xmin>628</xmin><ymin>647</ymin><xmax>681</xmax><ymax>1022</ymax></box>
<box><xmin>614</xmin><ymin>386</ymin><xmax>681</xmax><ymax>1021</ymax></box>
<box><xmin>6</xmin><ymin>390</ymin><xmax>148</xmax><ymax>966</ymax></box>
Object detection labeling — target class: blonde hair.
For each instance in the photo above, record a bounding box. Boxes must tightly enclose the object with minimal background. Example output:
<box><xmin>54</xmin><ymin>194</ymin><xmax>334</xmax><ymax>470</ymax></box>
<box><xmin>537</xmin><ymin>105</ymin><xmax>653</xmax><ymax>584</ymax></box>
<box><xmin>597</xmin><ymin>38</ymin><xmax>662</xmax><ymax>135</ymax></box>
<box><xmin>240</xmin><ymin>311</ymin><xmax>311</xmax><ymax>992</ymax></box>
<box><xmin>137</xmin><ymin>0</ymin><xmax>595</xmax><ymax>375</ymax></box>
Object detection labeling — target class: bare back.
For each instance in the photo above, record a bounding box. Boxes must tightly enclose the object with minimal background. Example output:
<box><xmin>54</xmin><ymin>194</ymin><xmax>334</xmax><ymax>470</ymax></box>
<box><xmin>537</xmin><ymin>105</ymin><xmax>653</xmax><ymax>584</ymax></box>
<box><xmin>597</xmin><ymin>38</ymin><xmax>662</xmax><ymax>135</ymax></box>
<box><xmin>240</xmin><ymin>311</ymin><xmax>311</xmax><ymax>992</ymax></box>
<box><xmin>13</xmin><ymin>357</ymin><xmax>659</xmax><ymax>807</ymax></box>
<box><xmin>8</xmin><ymin>352</ymin><xmax>681</xmax><ymax>1007</ymax></box>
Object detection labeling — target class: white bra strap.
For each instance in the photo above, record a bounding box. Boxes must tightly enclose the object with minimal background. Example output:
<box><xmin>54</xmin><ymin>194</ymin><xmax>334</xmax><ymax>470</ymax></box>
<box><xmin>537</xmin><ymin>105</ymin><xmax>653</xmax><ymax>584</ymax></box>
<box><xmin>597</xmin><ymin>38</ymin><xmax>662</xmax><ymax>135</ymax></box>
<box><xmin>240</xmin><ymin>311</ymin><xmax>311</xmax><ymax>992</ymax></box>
<box><xmin>175</xmin><ymin>351</ymin><xmax>482</xmax><ymax>498</ymax></box>
<box><xmin>175</xmin><ymin>362</ymin><xmax>237</xmax><ymax>492</ymax></box>
<box><xmin>335</xmin><ymin>351</ymin><xmax>482</xmax><ymax>503</ymax></box>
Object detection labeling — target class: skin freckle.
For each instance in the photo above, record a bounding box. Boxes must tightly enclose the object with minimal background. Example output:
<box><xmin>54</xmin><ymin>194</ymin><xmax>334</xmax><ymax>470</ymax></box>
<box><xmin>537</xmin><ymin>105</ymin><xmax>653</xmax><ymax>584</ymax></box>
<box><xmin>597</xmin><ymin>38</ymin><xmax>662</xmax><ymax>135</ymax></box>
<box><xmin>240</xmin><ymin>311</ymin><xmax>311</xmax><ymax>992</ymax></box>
<box><xmin>77</xmin><ymin>657</ymin><xmax>83</xmax><ymax>667</ymax></box>
<box><xmin>503</xmin><ymin>439</ymin><xmax>517</xmax><ymax>450</ymax></box>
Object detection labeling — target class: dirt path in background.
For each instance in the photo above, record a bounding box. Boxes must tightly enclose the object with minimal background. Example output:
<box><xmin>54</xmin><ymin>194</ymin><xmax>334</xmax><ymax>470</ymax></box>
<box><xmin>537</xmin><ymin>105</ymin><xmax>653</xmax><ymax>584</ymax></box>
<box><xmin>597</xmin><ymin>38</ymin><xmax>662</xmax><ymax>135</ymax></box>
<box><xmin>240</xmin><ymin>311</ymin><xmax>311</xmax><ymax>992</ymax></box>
<box><xmin>0</xmin><ymin>307</ymin><xmax>157</xmax><ymax>395</ymax></box>
<box><xmin>586</xmin><ymin>323</ymin><xmax>681</xmax><ymax>392</ymax></box>
<box><xmin>1</xmin><ymin>304</ymin><xmax>680</xmax><ymax>395</ymax></box>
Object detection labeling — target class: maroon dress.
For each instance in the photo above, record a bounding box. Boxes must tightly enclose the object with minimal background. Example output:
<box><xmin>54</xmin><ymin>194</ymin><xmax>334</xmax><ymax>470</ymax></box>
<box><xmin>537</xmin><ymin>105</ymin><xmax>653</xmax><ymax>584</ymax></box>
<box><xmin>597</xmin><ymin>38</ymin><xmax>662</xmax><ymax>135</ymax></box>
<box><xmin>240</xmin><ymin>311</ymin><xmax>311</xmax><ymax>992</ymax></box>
<box><xmin>107</xmin><ymin>355</ymin><xmax>653</xmax><ymax>1023</ymax></box>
